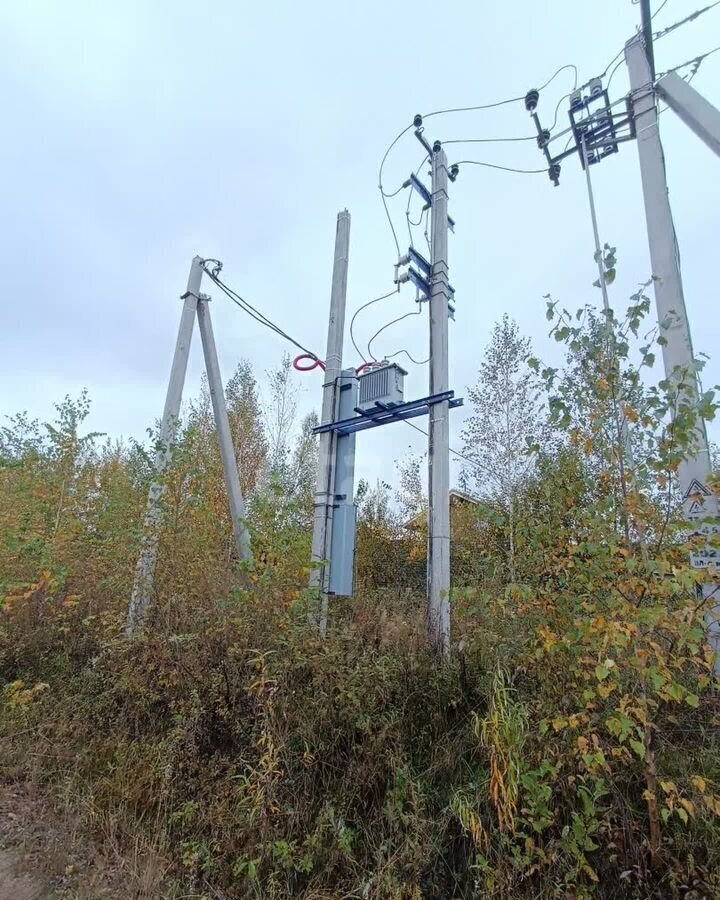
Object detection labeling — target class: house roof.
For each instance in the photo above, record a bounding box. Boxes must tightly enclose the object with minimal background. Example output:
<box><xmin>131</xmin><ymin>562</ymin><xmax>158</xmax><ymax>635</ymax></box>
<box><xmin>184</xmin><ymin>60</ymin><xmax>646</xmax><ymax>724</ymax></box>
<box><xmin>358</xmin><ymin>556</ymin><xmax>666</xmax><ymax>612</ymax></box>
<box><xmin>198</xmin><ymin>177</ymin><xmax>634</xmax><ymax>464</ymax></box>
<box><xmin>403</xmin><ymin>489</ymin><xmax>480</xmax><ymax>530</ymax></box>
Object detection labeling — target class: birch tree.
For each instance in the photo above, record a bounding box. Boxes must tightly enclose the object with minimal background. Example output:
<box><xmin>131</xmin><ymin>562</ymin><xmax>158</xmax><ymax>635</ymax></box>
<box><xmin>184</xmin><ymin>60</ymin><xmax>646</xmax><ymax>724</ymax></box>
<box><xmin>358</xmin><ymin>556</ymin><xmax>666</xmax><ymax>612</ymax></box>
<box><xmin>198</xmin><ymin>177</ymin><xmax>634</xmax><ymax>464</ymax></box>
<box><xmin>459</xmin><ymin>315</ymin><xmax>542</xmax><ymax>581</ymax></box>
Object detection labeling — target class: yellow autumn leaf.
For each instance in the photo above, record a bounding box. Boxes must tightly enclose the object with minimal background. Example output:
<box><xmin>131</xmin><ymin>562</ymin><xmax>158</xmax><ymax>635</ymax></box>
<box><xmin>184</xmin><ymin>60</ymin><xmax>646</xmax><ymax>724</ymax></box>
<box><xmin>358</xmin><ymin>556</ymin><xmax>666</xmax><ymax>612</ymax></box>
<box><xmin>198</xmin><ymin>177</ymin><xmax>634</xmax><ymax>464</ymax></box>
<box><xmin>679</xmin><ymin>798</ymin><xmax>696</xmax><ymax>818</ymax></box>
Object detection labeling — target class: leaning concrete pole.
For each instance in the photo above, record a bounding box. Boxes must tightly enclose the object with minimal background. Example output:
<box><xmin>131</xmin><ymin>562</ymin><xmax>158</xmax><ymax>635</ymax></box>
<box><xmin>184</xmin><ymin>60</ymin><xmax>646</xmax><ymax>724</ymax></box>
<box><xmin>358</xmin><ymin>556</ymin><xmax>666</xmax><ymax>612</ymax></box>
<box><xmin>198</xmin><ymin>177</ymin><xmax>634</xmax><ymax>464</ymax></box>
<box><xmin>309</xmin><ymin>210</ymin><xmax>351</xmax><ymax>634</ymax></box>
<box><xmin>127</xmin><ymin>257</ymin><xmax>203</xmax><ymax>632</ymax></box>
<box><xmin>197</xmin><ymin>296</ymin><xmax>252</xmax><ymax>564</ymax></box>
<box><xmin>427</xmin><ymin>143</ymin><xmax>451</xmax><ymax>656</ymax></box>
<box><xmin>626</xmin><ymin>34</ymin><xmax>720</xmax><ymax>665</ymax></box>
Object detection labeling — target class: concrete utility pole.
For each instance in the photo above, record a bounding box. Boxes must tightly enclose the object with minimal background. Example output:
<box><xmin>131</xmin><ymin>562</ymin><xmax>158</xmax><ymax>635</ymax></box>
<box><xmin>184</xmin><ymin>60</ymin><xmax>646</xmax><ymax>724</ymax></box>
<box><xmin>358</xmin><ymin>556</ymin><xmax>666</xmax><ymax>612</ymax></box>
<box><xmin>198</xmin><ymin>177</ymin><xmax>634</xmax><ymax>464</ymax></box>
<box><xmin>197</xmin><ymin>297</ymin><xmax>252</xmax><ymax>562</ymax></box>
<box><xmin>127</xmin><ymin>256</ymin><xmax>203</xmax><ymax>632</ymax></box>
<box><xmin>656</xmin><ymin>72</ymin><xmax>720</xmax><ymax>158</ymax></box>
<box><xmin>625</xmin><ymin>35</ymin><xmax>714</xmax><ymax>503</ymax></box>
<box><xmin>309</xmin><ymin>210</ymin><xmax>351</xmax><ymax>634</ymax></box>
<box><xmin>626</xmin><ymin>33</ymin><xmax>720</xmax><ymax>666</ymax></box>
<box><xmin>427</xmin><ymin>143</ymin><xmax>451</xmax><ymax>655</ymax></box>
<box><xmin>127</xmin><ymin>256</ymin><xmax>251</xmax><ymax>633</ymax></box>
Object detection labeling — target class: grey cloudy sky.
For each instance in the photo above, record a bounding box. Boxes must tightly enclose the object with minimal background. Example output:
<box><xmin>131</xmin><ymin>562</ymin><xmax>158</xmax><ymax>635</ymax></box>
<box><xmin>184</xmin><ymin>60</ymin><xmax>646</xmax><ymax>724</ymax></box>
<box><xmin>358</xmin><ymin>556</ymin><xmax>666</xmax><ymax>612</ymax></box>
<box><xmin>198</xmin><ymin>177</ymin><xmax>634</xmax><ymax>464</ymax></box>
<box><xmin>2</xmin><ymin>0</ymin><xmax>719</xmax><ymax>489</ymax></box>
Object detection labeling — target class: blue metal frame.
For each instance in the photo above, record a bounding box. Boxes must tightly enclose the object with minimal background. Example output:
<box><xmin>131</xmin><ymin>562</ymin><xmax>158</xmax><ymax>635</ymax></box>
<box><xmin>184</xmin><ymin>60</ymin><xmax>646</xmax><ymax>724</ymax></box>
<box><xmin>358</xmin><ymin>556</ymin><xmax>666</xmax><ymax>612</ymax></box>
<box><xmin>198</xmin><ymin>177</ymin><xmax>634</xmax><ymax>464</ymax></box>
<box><xmin>408</xmin><ymin>246</ymin><xmax>431</xmax><ymax>277</ymax></box>
<box><xmin>409</xmin><ymin>173</ymin><xmax>432</xmax><ymax>207</ymax></box>
<box><xmin>408</xmin><ymin>266</ymin><xmax>430</xmax><ymax>296</ymax></box>
<box><xmin>313</xmin><ymin>390</ymin><xmax>464</xmax><ymax>436</ymax></box>
<box><xmin>406</xmin><ymin>178</ymin><xmax>457</xmax><ymax>232</ymax></box>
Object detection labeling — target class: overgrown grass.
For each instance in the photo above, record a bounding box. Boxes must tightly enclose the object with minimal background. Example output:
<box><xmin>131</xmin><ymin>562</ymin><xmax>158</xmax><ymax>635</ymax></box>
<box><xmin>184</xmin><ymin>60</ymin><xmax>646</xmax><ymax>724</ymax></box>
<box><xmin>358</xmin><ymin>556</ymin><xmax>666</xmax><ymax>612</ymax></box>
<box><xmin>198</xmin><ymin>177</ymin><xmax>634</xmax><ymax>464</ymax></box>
<box><xmin>2</xmin><ymin>579</ymin><xmax>719</xmax><ymax>899</ymax></box>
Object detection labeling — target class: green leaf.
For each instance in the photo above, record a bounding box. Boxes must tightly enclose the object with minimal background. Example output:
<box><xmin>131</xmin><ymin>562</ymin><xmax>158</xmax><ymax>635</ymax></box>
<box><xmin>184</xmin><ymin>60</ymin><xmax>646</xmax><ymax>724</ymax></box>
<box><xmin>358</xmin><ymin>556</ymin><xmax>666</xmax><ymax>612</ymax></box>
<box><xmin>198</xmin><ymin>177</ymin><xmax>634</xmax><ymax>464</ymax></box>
<box><xmin>685</xmin><ymin>693</ymin><xmax>700</xmax><ymax>709</ymax></box>
<box><xmin>595</xmin><ymin>664</ymin><xmax>610</xmax><ymax>682</ymax></box>
<box><xmin>630</xmin><ymin>739</ymin><xmax>645</xmax><ymax>759</ymax></box>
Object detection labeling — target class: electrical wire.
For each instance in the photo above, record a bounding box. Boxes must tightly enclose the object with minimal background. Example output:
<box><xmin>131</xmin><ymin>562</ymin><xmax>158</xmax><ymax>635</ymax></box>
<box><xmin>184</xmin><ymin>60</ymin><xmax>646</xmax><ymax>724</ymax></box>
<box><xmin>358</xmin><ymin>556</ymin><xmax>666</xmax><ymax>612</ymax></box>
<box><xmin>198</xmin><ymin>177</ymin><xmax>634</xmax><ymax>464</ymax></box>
<box><xmin>654</xmin><ymin>1</ymin><xmax>720</xmax><ymax>40</ymax></box>
<box><xmin>420</xmin><ymin>64</ymin><xmax>578</xmax><ymax>122</ymax></box>
<box><xmin>349</xmin><ymin>288</ymin><xmax>399</xmax><ymax>364</ymax></box>
<box><xmin>441</xmin><ymin>134</ymin><xmax>537</xmax><ymax>145</ymax></box>
<box><xmin>378</xmin><ymin>64</ymin><xmax>578</xmax><ymax>258</ymax></box>
<box><xmin>406</xmin><ymin>154</ymin><xmax>429</xmax><ymax>249</ymax></box>
<box><xmin>606</xmin><ymin>55</ymin><xmax>627</xmax><ymax>93</ymax></box>
<box><xmin>386</xmin><ymin>348</ymin><xmax>430</xmax><ymax>366</ymax></box>
<box><xmin>367</xmin><ymin>307</ymin><xmax>423</xmax><ymax>361</ymax></box>
<box><xmin>549</xmin><ymin>90</ymin><xmax>574</xmax><ymax>132</ymax></box>
<box><xmin>661</xmin><ymin>45</ymin><xmax>720</xmax><ymax>77</ymax></box>
<box><xmin>540</xmin><ymin>63</ymin><xmax>579</xmax><ymax>92</ymax></box>
<box><xmin>400</xmin><ymin>418</ymin><xmax>493</xmax><ymax>472</ymax></box>
<box><xmin>421</xmin><ymin>95</ymin><xmax>525</xmax><ymax>120</ymax></box>
<box><xmin>202</xmin><ymin>266</ymin><xmax>322</xmax><ymax>361</ymax></box>
<box><xmin>451</xmin><ymin>159</ymin><xmax>547</xmax><ymax>175</ymax></box>
<box><xmin>378</xmin><ymin>123</ymin><xmax>414</xmax><ymax>257</ymax></box>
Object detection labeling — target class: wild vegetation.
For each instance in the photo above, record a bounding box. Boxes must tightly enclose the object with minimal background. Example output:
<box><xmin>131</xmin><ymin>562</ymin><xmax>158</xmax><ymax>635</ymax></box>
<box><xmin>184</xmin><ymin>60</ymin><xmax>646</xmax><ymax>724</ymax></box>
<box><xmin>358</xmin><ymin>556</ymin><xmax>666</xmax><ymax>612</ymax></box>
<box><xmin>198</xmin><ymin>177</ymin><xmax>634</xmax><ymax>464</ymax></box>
<box><xmin>2</xmin><ymin>276</ymin><xmax>720</xmax><ymax>898</ymax></box>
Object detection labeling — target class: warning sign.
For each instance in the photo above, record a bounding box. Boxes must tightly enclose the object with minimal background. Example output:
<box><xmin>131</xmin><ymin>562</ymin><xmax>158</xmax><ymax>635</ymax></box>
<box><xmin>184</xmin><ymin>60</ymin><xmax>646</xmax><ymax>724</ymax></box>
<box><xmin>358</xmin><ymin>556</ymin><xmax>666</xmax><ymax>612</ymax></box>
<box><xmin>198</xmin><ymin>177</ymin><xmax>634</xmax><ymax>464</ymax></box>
<box><xmin>683</xmin><ymin>478</ymin><xmax>712</xmax><ymax>500</ymax></box>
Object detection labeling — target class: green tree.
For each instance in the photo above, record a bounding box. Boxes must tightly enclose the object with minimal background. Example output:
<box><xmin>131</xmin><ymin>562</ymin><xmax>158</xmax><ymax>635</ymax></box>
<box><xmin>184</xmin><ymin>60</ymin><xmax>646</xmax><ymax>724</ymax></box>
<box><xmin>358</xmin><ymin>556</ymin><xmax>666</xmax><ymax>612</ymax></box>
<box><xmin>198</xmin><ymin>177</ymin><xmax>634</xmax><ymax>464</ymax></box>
<box><xmin>460</xmin><ymin>315</ymin><xmax>543</xmax><ymax>581</ymax></box>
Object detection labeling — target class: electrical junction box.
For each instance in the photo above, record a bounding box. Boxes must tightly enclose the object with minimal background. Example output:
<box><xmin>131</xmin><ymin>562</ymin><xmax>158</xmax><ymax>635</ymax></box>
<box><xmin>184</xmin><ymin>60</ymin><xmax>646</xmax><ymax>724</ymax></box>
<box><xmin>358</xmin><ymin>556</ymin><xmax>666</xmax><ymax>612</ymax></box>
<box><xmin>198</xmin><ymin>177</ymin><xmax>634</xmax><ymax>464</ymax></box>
<box><xmin>357</xmin><ymin>363</ymin><xmax>407</xmax><ymax>412</ymax></box>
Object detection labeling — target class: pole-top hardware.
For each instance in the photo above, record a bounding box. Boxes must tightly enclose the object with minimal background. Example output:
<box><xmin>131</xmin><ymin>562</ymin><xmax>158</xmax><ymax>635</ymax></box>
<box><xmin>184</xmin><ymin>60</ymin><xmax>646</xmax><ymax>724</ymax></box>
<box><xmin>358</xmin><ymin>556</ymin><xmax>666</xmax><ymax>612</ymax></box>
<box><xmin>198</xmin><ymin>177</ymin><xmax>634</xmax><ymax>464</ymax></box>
<box><xmin>433</xmin><ymin>139</ymin><xmax>442</xmax><ymax>153</ymax></box>
<box><xmin>413</xmin><ymin>113</ymin><xmax>423</xmax><ymax>128</ymax></box>
<box><xmin>537</xmin><ymin>128</ymin><xmax>551</xmax><ymax>149</ymax></box>
<box><xmin>449</xmin><ymin>164</ymin><xmax>459</xmax><ymax>181</ymax></box>
<box><xmin>415</xmin><ymin>128</ymin><xmax>434</xmax><ymax>157</ymax></box>
<box><xmin>548</xmin><ymin>162</ymin><xmax>561</xmax><ymax>186</ymax></box>
<box><xmin>525</xmin><ymin>89</ymin><xmax>539</xmax><ymax>112</ymax></box>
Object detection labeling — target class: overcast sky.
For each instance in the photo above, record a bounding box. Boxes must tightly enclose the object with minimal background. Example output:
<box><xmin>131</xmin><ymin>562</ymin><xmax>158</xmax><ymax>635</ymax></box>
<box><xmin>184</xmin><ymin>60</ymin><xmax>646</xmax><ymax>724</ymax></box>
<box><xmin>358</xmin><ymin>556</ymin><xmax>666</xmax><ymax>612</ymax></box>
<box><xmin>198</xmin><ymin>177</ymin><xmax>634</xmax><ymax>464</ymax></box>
<box><xmin>2</xmin><ymin>0</ymin><xmax>719</xmax><ymax>489</ymax></box>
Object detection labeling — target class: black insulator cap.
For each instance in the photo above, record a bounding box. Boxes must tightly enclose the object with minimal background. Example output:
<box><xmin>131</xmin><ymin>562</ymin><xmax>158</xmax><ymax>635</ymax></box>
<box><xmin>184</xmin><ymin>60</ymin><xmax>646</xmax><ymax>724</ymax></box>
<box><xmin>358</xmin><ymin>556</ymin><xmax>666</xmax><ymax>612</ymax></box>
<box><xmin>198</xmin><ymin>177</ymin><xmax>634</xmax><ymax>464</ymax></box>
<box><xmin>413</xmin><ymin>114</ymin><xmax>423</xmax><ymax>128</ymax></box>
<box><xmin>549</xmin><ymin>162</ymin><xmax>561</xmax><ymax>186</ymax></box>
<box><xmin>432</xmin><ymin>140</ymin><xmax>442</xmax><ymax>153</ymax></box>
<box><xmin>450</xmin><ymin>164</ymin><xmax>459</xmax><ymax>179</ymax></box>
<box><xmin>537</xmin><ymin>128</ymin><xmax>550</xmax><ymax>149</ymax></box>
<box><xmin>525</xmin><ymin>89</ymin><xmax>539</xmax><ymax>112</ymax></box>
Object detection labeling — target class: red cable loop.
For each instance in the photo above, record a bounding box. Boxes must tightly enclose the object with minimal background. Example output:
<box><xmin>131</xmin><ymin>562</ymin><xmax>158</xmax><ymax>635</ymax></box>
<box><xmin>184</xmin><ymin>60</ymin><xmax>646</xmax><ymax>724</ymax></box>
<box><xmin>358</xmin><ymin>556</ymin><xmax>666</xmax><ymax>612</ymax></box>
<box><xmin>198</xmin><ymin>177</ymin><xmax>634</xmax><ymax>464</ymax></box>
<box><xmin>293</xmin><ymin>354</ymin><xmax>326</xmax><ymax>372</ymax></box>
<box><xmin>292</xmin><ymin>355</ymin><xmax>386</xmax><ymax>376</ymax></box>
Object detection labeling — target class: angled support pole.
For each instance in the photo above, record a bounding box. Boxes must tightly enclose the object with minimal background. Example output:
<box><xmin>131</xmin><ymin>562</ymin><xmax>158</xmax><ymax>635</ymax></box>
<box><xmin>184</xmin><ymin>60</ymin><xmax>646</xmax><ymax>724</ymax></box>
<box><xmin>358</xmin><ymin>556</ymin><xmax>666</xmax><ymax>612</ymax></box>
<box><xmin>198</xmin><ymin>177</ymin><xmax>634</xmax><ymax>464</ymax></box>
<box><xmin>626</xmin><ymin>34</ymin><xmax>720</xmax><ymax>669</ymax></box>
<box><xmin>127</xmin><ymin>256</ymin><xmax>250</xmax><ymax>634</ymax></box>
<box><xmin>197</xmin><ymin>297</ymin><xmax>252</xmax><ymax>563</ymax></box>
<box><xmin>655</xmin><ymin>72</ymin><xmax>720</xmax><ymax>158</ymax></box>
<box><xmin>625</xmin><ymin>35</ymin><xmax>714</xmax><ymax>499</ymax></box>
<box><xmin>309</xmin><ymin>210</ymin><xmax>351</xmax><ymax>635</ymax></box>
<box><xmin>127</xmin><ymin>257</ymin><xmax>203</xmax><ymax>632</ymax></box>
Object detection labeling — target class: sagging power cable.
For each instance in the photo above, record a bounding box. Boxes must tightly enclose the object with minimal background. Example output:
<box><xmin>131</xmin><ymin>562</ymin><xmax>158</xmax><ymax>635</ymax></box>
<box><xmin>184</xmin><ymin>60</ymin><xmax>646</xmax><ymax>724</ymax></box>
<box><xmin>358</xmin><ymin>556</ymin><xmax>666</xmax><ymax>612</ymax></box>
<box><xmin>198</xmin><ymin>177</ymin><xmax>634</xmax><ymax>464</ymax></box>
<box><xmin>202</xmin><ymin>262</ymin><xmax>323</xmax><ymax>363</ymax></box>
<box><xmin>349</xmin><ymin>287</ymin><xmax>400</xmax><ymax>364</ymax></box>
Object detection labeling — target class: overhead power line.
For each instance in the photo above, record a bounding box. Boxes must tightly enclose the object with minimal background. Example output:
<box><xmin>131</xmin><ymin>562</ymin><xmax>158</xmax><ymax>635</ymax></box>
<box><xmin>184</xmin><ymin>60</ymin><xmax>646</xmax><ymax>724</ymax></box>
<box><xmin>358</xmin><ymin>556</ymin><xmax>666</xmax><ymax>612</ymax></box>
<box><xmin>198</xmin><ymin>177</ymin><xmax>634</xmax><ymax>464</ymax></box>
<box><xmin>377</xmin><ymin>62</ymin><xmax>579</xmax><ymax>259</ymax></box>
<box><xmin>654</xmin><ymin>1</ymin><xmax>720</xmax><ymax>40</ymax></box>
<box><xmin>202</xmin><ymin>264</ymin><xmax>322</xmax><ymax>363</ymax></box>
<box><xmin>660</xmin><ymin>45</ymin><xmax>720</xmax><ymax>77</ymax></box>
<box><xmin>451</xmin><ymin>159</ymin><xmax>547</xmax><ymax>175</ymax></box>
<box><xmin>441</xmin><ymin>134</ymin><xmax>537</xmax><ymax>145</ymax></box>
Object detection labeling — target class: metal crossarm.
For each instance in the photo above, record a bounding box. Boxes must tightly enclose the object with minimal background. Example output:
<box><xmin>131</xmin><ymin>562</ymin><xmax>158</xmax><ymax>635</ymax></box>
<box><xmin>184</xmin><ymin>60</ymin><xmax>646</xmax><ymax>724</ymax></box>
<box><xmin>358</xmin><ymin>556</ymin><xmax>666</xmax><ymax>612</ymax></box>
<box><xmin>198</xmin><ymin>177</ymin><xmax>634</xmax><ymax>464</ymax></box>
<box><xmin>313</xmin><ymin>390</ymin><xmax>464</xmax><ymax>436</ymax></box>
